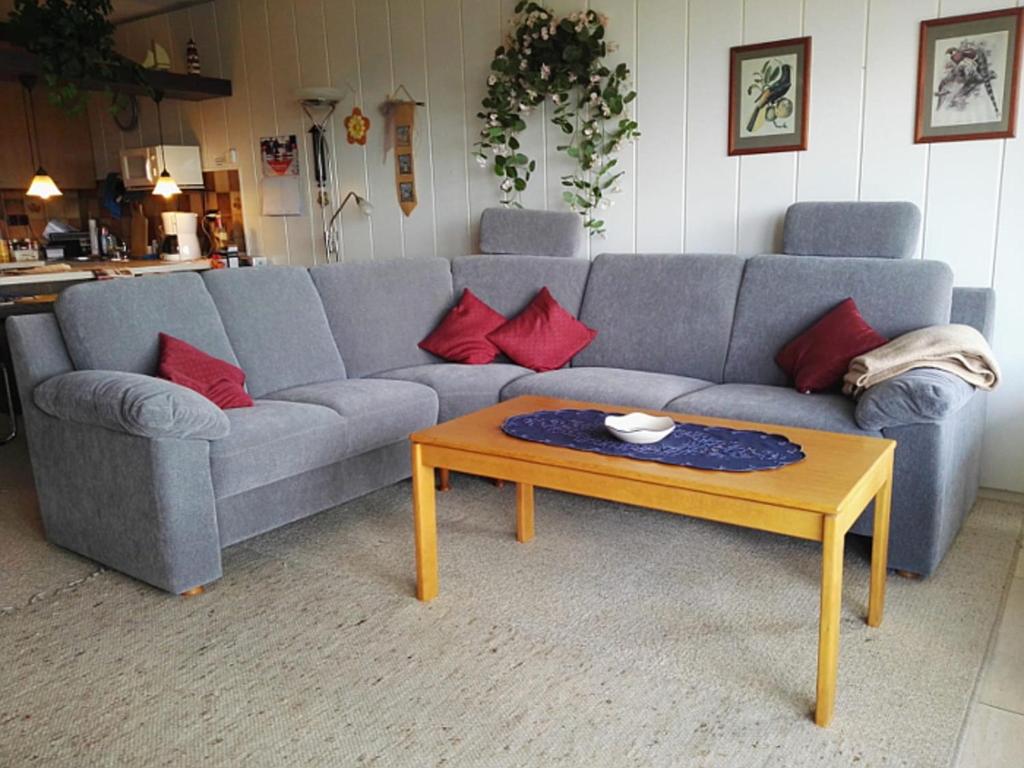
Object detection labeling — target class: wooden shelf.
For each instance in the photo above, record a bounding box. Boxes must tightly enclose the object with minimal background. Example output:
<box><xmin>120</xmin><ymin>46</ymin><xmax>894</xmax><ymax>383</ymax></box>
<box><xmin>0</xmin><ymin>45</ymin><xmax>231</xmax><ymax>102</ymax></box>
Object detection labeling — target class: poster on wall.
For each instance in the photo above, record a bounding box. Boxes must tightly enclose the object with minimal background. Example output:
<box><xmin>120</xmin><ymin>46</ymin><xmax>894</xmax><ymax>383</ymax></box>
<box><xmin>915</xmin><ymin>8</ymin><xmax>1022</xmax><ymax>143</ymax></box>
<box><xmin>260</xmin><ymin>134</ymin><xmax>302</xmax><ymax>216</ymax></box>
<box><xmin>260</xmin><ymin>135</ymin><xmax>300</xmax><ymax>176</ymax></box>
<box><xmin>728</xmin><ymin>37</ymin><xmax>811</xmax><ymax>156</ymax></box>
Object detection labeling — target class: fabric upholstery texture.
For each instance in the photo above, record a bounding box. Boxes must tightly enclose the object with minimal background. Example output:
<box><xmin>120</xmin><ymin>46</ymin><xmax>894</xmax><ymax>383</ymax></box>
<box><xmin>666</xmin><ymin>383</ymin><xmax>878</xmax><ymax>436</ymax></box>
<box><xmin>724</xmin><ymin>255</ymin><xmax>954</xmax><ymax>386</ymax></box>
<box><xmin>34</xmin><ymin>369</ymin><xmax>230</xmax><ymax>440</ymax></box>
<box><xmin>573</xmin><ymin>253</ymin><xmax>746</xmax><ymax>381</ymax></box>
<box><xmin>487</xmin><ymin>287</ymin><xmax>597</xmax><ymax>372</ymax></box>
<box><xmin>451</xmin><ymin>255</ymin><xmax>592</xmax><ymax>317</ymax></box>
<box><xmin>854</xmin><ymin>369</ymin><xmax>977</xmax><ymax>431</ymax></box>
<box><xmin>951</xmin><ymin>287</ymin><xmax>996</xmax><ymax>341</ymax></box>
<box><xmin>54</xmin><ymin>272</ymin><xmax>238</xmax><ymax>374</ymax></box>
<box><xmin>478</xmin><ymin>206</ymin><xmax>583</xmax><ymax>258</ymax></box>
<box><xmin>265</xmin><ymin>378</ymin><xmax>438</xmax><ymax>454</ymax></box>
<box><xmin>782</xmin><ymin>201</ymin><xmax>922</xmax><ymax>259</ymax></box>
<box><xmin>370</xmin><ymin>363</ymin><xmax>530</xmax><ymax>423</ymax></box>
<box><xmin>157</xmin><ymin>333</ymin><xmax>253</xmax><ymax>409</ymax></box>
<box><xmin>310</xmin><ymin>258</ymin><xmax>453</xmax><ymax>378</ymax></box>
<box><xmin>418</xmin><ymin>288</ymin><xmax>507</xmax><ymax>364</ymax></box>
<box><xmin>203</xmin><ymin>267</ymin><xmax>346</xmax><ymax>397</ymax></box>
<box><xmin>208</xmin><ymin>400</ymin><xmax>352</xmax><ymax>499</ymax></box>
<box><xmin>775</xmin><ymin>298</ymin><xmax>888</xmax><ymax>393</ymax></box>
<box><xmin>215</xmin><ymin>440</ymin><xmax>411</xmax><ymax>546</ymax></box>
<box><xmin>502</xmin><ymin>367</ymin><xmax>713</xmax><ymax>411</ymax></box>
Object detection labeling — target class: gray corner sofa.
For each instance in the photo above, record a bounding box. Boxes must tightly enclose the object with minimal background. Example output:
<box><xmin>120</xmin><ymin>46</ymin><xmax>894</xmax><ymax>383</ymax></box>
<box><xmin>8</xmin><ymin>252</ymin><xmax>993</xmax><ymax>594</ymax></box>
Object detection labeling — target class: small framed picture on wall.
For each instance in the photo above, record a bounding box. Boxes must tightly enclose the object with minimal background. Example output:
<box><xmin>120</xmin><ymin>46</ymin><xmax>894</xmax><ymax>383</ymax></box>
<box><xmin>728</xmin><ymin>36</ymin><xmax>811</xmax><ymax>155</ymax></box>
<box><xmin>915</xmin><ymin>8</ymin><xmax>1023</xmax><ymax>143</ymax></box>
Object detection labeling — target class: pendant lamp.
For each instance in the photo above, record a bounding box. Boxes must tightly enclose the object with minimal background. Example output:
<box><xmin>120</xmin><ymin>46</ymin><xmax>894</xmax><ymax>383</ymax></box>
<box><xmin>152</xmin><ymin>91</ymin><xmax>180</xmax><ymax>199</ymax></box>
<box><xmin>20</xmin><ymin>76</ymin><xmax>62</xmax><ymax>200</ymax></box>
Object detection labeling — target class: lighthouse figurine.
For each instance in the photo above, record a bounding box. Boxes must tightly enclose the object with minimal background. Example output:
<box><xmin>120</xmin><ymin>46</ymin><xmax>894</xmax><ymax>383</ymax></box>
<box><xmin>186</xmin><ymin>38</ymin><xmax>201</xmax><ymax>76</ymax></box>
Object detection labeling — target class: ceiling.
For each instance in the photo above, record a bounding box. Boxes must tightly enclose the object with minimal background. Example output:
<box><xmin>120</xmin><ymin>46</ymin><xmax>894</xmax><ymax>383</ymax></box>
<box><xmin>0</xmin><ymin>0</ymin><xmax>209</xmax><ymax>24</ymax></box>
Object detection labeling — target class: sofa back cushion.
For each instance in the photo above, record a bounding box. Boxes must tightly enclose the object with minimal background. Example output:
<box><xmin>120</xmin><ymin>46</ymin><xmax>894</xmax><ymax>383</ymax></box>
<box><xmin>724</xmin><ymin>254</ymin><xmax>954</xmax><ymax>386</ymax></box>
<box><xmin>310</xmin><ymin>257</ymin><xmax>454</xmax><ymax>378</ymax></box>
<box><xmin>55</xmin><ymin>272</ymin><xmax>238</xmax><ymax>374</ymax></box>
<box><xmin>451</xmin><ymin>255</ymin><xmax>591</xmax><ymax>317</ymax></box>
<box><xmin>203</xmin><ymin>267</ymin><xmax>346</xmax><ymax>397</ymax></box>
<box><xmin>573</xmin><ymin>253</ymin><xmax>746</xmax><ymax>382</ymax></box>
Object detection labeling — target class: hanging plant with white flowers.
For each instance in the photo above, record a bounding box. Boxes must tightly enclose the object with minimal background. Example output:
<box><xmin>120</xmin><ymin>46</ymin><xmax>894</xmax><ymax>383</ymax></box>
<box><xmin>473</xmin><ymin>2</ymin><xmax>640</xmax><ymax>236</ymax></box>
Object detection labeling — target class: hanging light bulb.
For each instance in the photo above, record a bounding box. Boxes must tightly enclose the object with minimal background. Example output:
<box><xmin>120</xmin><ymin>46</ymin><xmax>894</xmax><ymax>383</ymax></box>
<box><xmin>355</xmin><ymin>195</ymin><xmax>373</xmax><ymax>217</ymax></box>
<box><xmin>152</xmin><ymin>91</ymin><xmax>179</xmax><ymax>199</ymax></box>
<box><xmin>152</xmin><ymin>169</ymin><xmax>181</xmax><ymax>198</ymax></box>
<box><xmin>20</xmin><ymin>77</ymin><xmax>62</xmax><ymax>200</ymax></box>
<box><xmin>26</xmin><ymin>168</ymin><xmax>62</xmax><ymax>199</ymax></box>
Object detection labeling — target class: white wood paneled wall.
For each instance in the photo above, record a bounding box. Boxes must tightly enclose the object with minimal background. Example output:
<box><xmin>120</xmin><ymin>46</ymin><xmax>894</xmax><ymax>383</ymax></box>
<box><xmin>90</xmin><ymin>0</ymin><xmax>1023</xmax><ymax>492</ymax></box>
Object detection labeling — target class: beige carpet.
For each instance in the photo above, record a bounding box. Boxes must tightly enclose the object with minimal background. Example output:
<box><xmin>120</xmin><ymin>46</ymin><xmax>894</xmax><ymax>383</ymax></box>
<box><xmin>1</xmin><ymin>434</ymin><xmax>1021</xmax><ymax>768</ymax></box>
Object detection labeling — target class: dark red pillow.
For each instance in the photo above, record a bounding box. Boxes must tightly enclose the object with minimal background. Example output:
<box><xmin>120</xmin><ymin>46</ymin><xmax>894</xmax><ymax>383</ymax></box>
<box><xmin>157</xmin><ymin>333</ymin><xmax>253</xmax><ymax>409</ymax></box>
<box><xmin>418</xmin><ymin>289</ymin><xmax>507</xmax><ymax>364</ymax></box>
<box><xmin>486</xmin><ymin>287</ymin><xmax>597</xmax><ymax>372</ymax></box>
<box><xmin>775</xmin><ymin>298</ymin><xmax>888</xmax><ymax>393</ymax></box>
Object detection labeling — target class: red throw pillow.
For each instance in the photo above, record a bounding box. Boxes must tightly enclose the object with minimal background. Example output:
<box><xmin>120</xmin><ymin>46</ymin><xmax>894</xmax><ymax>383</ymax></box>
<box><xmin>157</xmin><ymin>332</ymin><xmax>253</xmax><ymax>409</ymax></box>
<box><xmin>418</xmin><ymin>289</ymin><xmax>507</xmax><ymax>364</ymax></box>
<box><xmin>775</xmin><ymin>298</ymin><xmax>888</xmax><ymax>393</ymax></box>
<box><xmin>486</xmin><ymin>287</ymin><xmax>597</xmax><ymax>372</ymax></box>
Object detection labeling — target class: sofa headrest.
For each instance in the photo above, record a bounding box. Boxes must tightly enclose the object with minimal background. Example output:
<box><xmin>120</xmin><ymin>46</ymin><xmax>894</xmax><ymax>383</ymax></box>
<box><xmin>479</xmin><ymin>207</ymin><xmax>583</xmax><ymax>259</ymax></box>
<box><xmin>782</xmin><ymin>201</ymin><xmax>922</xmax><ymax>259</ymax></box>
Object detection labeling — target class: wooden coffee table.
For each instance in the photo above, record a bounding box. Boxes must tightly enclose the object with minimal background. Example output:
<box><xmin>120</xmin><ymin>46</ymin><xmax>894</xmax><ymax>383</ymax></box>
<box><xmin>409</xmin><ymin>395</ymin><xmax>895</xmax><ymax>726</ymax></box>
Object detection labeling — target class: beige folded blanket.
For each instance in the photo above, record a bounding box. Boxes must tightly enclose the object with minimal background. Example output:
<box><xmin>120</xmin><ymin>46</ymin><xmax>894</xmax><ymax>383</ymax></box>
<box><xmin>843</xmin><ymin>324</ymin><xmax>1000</xmax><ymax>396</ymax></box>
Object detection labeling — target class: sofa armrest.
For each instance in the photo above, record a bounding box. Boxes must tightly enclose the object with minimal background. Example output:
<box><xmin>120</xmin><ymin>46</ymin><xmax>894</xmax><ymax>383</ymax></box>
<box><xmin>854</xmin><ymin>368</ymin><xmax>977</xmax><ymax>431</ymax></box>
<box><xmin>34</xmin><ymin>370</ymin><xmax>230</xmax><ymax>440</ymax></box>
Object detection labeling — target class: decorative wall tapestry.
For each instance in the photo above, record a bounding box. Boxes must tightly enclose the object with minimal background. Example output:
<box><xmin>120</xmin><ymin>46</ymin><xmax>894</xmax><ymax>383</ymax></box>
<box><xmin>381</xmin><ymin>87</ymin><xmax>424</xmax><ymax>216</ymax></box>
<box><xmin>915</xmin><ymin>8</ymin><xmax>1022</xmax><ymax>143</ymax></box>
<box><xmin>473</xmin><ymin>2</ymin><xmax>640</xmax><ymax>236</ymax></box>
<box><xmin>728</xmin><ymin>37</ymin><xmax>811</xmax><ymax>155</ymax></box>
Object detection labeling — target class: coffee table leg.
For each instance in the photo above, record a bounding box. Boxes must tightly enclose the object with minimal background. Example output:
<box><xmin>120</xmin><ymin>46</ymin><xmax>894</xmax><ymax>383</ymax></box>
<box><xmin>516</xmin><ymin>483</ymin><xmax>535</xmax><ymax>543</ymax></box>
<box><xmin>815</xmin><ymin>515</ymin><xmax>844</xmax><ymax>727</ymax></box>
<box><xmin>411</xmin><ymin>444</ymin><xmax>438</xmax><ymax>602</ymax></box>
<box><xmin>868</xmin><ymin>469</ymin><xmax>893</xmax><ymax>628</ymax></box>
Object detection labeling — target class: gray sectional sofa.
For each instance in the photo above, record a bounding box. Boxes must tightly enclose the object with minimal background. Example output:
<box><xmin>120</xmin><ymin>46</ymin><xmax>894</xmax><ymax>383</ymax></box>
<box><xmin>8</xmin><ymin>252</ymin><xmax>993</xmax><ymax>594</ymax></box>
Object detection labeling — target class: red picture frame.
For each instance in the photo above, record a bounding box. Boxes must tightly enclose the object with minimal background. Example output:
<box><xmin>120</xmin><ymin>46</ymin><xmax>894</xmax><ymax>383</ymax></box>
<box><xmin>914</xmin><ymin>8</ymin><xmax>1023</xmax><ymax>143</ymax></box>
<box><xmin>728</xmin><ymin>36</ymin><xmax>811</xmax><ymax>156</ymax></box>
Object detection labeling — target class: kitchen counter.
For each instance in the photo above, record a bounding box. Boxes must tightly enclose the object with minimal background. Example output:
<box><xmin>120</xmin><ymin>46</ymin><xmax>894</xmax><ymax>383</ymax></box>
<box><xmin>0</xmin><ymin>259</ymin><xmax>213</xmax><ymax>289</ymax></box>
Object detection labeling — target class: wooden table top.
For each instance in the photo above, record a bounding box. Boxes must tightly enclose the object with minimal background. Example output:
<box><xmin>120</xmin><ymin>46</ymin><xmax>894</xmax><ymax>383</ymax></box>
<box><xmin>411</xmin><ymin>395</ymin><xmax>895</xmax><ymax>516</ymax></box>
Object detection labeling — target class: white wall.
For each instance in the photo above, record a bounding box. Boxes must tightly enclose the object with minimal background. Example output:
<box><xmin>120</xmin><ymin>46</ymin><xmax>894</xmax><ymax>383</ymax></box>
<box><xmin>93</xmin><ymin>0</ymin><xmax>1023</xmax><ymax>492</ymax></box>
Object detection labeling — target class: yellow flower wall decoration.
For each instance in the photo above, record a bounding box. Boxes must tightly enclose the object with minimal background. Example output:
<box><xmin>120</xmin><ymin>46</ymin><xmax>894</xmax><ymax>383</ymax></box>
<box><xmin>345</xmin><ymin>107</ymin><xmax>370</xmax><ymax>145</ymax></box>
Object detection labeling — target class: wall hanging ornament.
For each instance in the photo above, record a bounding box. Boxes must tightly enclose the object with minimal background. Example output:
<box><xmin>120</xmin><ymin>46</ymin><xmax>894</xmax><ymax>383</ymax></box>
<box><xmin>345</xmin><ymin>107</ymin><xmax>370</xmax><ymax>145</ymax></box>
<box><xmin>381</xmin><ymin>86</ymin><xmax>425</xmax><ymax>217</ymax></box>
<box><xmin>473</xmin><ymin>2</ymin><xmax>640</xmax><ymax>236</ymax></box>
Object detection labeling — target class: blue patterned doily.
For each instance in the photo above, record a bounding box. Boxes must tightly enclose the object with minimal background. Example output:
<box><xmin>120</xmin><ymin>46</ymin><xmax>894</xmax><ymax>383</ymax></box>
<box><xmin>501</xmin><ymin>409</ymin><xmax>805</xmax><ymax>472</ymax></box>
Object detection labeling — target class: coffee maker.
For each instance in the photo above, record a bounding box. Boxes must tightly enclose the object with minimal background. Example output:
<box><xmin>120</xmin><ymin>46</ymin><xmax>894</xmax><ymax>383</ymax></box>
<box><xmin>160</xmin><ymin>212</ymin><xmax>201</xmax><ymax>261</ymax></box>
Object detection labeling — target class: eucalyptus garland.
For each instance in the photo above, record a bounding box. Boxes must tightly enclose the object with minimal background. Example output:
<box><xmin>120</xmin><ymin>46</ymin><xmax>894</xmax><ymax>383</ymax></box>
<box><xmin>473</xmin><ymin>2</ymin><xmax>640</xmax><ymax>236</ymax></box>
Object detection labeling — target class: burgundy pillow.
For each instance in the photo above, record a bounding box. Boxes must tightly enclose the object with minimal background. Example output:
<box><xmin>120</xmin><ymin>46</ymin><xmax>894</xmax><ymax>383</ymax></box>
<box><xmin>486</xmin><ymin>287</ymin><xmax>597</xmax><ymax>372</ymax></box>
<box><xmin>418</xmin><ymin>289</ymin><xmax>507</xmax><ymax>364</ymax></box>
<box><xmin>157</xmin><ymin>333</ymin><xmax>253</xmax><ymax>409</ymax></box>
<box><xmin>775</xmin><ymin>298</ymin><xmax>888</xmax><ymax>393</ymax></box>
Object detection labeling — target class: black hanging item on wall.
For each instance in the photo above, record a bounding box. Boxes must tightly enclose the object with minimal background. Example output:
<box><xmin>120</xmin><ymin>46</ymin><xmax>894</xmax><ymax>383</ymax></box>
<box><xmin>308</xmin><ymin>123</ymin><xmax>329</xmax><ymax>197</ymax></box>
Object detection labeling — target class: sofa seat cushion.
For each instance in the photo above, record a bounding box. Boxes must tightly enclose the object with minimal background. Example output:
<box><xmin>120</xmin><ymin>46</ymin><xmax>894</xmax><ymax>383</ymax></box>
<box><xmin>265</xmin><ymin>378</ymin><xmax>439</xmax><ymax>454</ymax></box>
<box><xmin>370</xmin><ymin>364</ymin><xmax>531</xmax><ymax>423</ymax></box>
<box><xmin>502</xmin><ymin>367</ymin><xmax>714</xmax><ymax>411</ymax></box>
<box><xmin>210</xmin><ymin>401</ymin><xmax>353</xmax><ymax>498</ymax></box>
<box><xmin>665</xmin><ymin>384</ymin><xmax>878</xmax><ymax>436</ymax></box>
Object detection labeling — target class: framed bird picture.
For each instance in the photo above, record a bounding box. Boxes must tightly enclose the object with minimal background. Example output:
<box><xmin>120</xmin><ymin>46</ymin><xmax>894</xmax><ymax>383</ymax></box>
<box><xmin>728</xmin><ymin>37</ymin><xmax>811</xmax><ymax>156</ymax></box>
<box><xmin>914</xmin><ymin>8</ymin><xmax>1023</xmax><ymax>143</ymax></box>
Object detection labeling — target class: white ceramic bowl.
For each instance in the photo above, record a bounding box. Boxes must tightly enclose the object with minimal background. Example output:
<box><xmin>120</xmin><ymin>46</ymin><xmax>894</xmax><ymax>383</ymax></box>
<box><xmin>604</xmin><ymin>412</ymin><xmax>676</xmax><ymax>444</ymax></box>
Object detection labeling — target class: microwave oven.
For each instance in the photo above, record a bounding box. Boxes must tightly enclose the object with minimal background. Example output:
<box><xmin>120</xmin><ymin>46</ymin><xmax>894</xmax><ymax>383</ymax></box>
<box><xmin>120</xmin><ymin>145</ymin><xmax>204</xmax><ymax>190</ymax></box>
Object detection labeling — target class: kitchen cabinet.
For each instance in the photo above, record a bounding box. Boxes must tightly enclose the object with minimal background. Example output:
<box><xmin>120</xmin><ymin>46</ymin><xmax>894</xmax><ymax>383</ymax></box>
<box><xmin>0</xmin><ymin>82</ymin><xmax>96</xmax><ymax>190</ymax></box>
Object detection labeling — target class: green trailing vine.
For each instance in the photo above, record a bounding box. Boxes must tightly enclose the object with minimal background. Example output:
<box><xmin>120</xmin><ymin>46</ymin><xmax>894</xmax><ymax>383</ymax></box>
<box><xmin>5</xmin><ymin>0</ymin><xmax>150</xmax><ymax>115</ymax></box>
<box><xmin>473</xmin><ymin>2</ymin><xmax>640</xmax><ymax>236</ymax></box>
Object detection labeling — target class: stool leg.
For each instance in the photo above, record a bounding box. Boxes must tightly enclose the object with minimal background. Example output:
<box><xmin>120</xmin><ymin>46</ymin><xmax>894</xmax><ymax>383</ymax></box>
<box><xmin>0</xmin><ymin>365</ymin><xmax>16</xmax><ymax>446</ymax></box>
